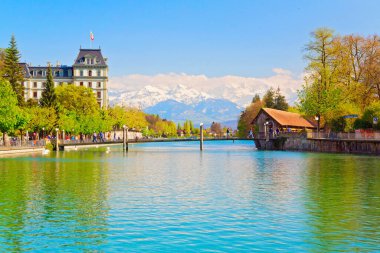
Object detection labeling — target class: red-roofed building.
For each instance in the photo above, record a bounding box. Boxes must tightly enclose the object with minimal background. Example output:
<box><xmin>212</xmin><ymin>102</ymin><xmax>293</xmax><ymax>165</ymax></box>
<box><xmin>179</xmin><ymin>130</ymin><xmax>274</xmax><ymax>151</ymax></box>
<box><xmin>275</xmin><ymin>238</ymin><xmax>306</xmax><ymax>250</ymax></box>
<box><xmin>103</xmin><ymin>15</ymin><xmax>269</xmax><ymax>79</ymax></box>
<box><xmin>251</xmin><ymin>108</ymin><xmax>316</xmax><ymax>134</ymax></box>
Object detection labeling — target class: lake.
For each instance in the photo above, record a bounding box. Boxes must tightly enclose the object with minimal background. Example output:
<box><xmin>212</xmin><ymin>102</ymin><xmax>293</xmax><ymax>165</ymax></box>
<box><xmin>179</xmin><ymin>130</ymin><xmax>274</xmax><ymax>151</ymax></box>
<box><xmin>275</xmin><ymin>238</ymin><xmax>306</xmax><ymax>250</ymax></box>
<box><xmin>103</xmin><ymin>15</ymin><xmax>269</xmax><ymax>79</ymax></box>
<box><xmin>0</xmin><ymin>140</ymin><xmax>379</xmax><ymax>252</ymax></box>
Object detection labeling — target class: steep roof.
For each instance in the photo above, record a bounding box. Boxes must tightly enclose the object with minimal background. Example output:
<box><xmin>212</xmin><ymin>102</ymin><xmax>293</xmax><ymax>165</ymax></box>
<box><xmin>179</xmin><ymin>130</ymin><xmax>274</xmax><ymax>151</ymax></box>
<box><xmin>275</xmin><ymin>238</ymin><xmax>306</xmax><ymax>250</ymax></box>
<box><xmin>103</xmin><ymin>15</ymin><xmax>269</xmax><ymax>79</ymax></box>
<box><xmin>73</xmin><ymin>49</ymin><xmax>107</xmax><ymax>66</ymax></box>
<box><xmin>252</xmin><ymin>108</ymin><xmax>316</xmax><ymax>128</ymax></box>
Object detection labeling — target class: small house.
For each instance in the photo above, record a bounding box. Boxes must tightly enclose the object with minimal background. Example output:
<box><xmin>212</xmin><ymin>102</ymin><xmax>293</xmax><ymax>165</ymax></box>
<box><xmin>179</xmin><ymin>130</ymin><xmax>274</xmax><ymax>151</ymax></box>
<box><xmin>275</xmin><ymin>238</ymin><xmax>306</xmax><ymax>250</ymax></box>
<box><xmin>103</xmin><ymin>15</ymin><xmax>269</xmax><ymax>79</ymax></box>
<box><xmin>251</xmin><ymin>108</ymin><xmax>316</xmax><ymax>135</ymax></box>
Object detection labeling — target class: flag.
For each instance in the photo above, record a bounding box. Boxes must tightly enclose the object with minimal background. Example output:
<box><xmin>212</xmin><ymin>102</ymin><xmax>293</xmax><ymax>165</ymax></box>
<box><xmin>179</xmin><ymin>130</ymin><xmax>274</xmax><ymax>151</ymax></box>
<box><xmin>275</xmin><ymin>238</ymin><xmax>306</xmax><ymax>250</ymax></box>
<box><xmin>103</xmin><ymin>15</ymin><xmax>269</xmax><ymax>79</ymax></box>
<box><xmin>90</xmin><ymin>32</ymin><xmax>94</xmax><ymax>41</ymax></box>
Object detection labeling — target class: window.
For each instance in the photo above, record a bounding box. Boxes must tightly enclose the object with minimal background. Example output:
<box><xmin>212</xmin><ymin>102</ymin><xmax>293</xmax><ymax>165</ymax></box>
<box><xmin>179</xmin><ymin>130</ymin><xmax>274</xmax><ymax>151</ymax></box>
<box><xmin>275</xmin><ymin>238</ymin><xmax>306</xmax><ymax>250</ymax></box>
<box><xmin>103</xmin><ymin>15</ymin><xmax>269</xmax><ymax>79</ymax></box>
<box><xmin>89</xmin><ymin>70</ymin><xmax>92</xmax><ymax>77</ymax></box>
<box><xmin>97</xmin><ymin>91</ymin><xmax>101</xmax><ymax>98</ymax></box>
<box><xmin>55</xmin><ymin>71</ymin><xmax>59</xmax><ymax>77</ymax></box>
<box><xmin>80</xmin><ymin>70</ymin><xmax>83</xmax><ymax>77</ymax></box>
<box><xmin>97</xmin><ymin>82</ymin><xmax>101</xmax><ymax>88</ymax></box>
<box><xmin>80</xmin><ymin>82</ymin><xmax>84</xmax><ymax>86</ymax></box>
<box><xmin>97</xmin><ymin>70</ymin><xmax>101</xmax><ymax>76</ymax></box>
<box><xmin>33</xmin><ymin>91</ymin><xmax>38</xmax><ymax>98</ymax></box>
<box><xmin>91</xmin><ymin>59</ymin><xmax>94</xmax><ymax>64</ymax></box>
<box><xmin>88</xmin><ymin>82</ymin><xmax>92</xmax><ymax>88</ymax></box>
<box><xmin>33</xmin><ymin>82</ymin><xmax>37</xmax><ymax>88</ymax></box>
<box><xmin>38</xmin><ymin>70</ymin><xmax>42</xmax><ymax>76</ymax></box>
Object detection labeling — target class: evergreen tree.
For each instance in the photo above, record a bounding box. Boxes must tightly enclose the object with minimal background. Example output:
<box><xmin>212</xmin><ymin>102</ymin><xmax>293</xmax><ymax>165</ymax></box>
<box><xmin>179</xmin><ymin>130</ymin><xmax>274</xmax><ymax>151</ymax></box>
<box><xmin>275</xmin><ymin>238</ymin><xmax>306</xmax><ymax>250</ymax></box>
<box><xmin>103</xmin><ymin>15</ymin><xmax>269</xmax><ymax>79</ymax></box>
<box><xmin>189</xmin><ymin>120</ymin><xmax>194</xmax><ymax>132</ymax></box>
<box><xmin>177</xmin><ymin>122</ymin><xmax>182</xmax><ymax>130</ymax></box>
<box><xmin>273</xmin><ymin>87</ymin><xmax>289</xmax><ymax>111</ymax></box>
<box><xmin>40</xmin><ymin>65</ymin><xmax>57</xmax><ymax>107</ymax></box>
<box><xmin>4</xmin><ymin>35</ymin><xmax>25</xmax><ymax>106</ymax></box>
<box><xmin>0</xmin><ymin>48</ymin><xmax>5</xmax><ymax>76</ymax></box>
<box><xmin>263</xmin><ymin>88</ymin><xmax>275</xmax><ymax>108</ymax></box>
<box><xmin>251</xmin><ymin>94</ymin><xmax>260</xmax><ymax>103</ymax></box>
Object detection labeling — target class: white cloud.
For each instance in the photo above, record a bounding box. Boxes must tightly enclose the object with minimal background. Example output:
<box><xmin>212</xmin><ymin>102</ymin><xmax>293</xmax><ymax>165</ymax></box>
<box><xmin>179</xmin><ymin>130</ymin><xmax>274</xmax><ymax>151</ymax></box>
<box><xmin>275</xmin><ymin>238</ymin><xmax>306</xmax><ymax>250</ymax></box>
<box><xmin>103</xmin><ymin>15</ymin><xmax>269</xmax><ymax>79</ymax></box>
<box><xmin>109</xmin><ymin>68</ymin><xmax>303</xmax><ymax>107</ymax></box>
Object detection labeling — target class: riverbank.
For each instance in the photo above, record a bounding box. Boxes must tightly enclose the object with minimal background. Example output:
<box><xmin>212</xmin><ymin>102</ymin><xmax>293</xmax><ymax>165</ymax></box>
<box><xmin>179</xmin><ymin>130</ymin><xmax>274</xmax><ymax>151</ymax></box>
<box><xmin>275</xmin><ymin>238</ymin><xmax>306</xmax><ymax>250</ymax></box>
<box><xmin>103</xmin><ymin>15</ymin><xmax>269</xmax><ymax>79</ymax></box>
<box><xmin>254</xmin><ymin>136</ymin><xmax>380</xmax><ymax>155</ymax></box>
<box><xmin>0</xmin><ymin>146</ymin><xmax>45</xmax><ymax>156</ymax></box>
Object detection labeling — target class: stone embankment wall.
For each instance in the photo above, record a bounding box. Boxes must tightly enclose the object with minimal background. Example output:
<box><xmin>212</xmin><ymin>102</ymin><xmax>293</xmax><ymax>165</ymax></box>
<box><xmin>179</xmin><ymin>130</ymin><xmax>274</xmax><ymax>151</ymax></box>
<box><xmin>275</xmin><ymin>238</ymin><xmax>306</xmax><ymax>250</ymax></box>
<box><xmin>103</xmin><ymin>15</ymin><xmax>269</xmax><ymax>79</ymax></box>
<box><xmin>254</xmin><ymin>137</ymin><xmax>380</xmax><ymax>155</ymax></box>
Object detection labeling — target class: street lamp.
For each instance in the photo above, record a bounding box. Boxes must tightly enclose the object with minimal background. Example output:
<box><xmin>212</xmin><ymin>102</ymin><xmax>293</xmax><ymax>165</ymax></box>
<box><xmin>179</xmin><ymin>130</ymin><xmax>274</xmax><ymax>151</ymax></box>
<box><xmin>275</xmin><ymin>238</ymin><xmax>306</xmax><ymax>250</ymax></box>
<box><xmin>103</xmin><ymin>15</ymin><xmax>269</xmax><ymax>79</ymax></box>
<box><xmin>42</xmin><ymin>127</ymin><xmax>45</xmax><ymax>139</ymax></box>
<box><xmin>315</xmin><ymin>115</ymin><xmax>320</xmax><ymax>138</ymax></box>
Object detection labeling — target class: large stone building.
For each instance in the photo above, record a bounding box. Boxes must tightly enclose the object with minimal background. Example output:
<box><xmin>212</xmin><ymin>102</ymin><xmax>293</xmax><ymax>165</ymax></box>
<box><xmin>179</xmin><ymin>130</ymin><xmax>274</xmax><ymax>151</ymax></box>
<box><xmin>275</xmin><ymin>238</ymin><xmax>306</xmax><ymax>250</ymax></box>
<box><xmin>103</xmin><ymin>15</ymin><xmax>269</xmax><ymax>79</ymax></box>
<box><xmin>21</xmin><ymin>48</ymin><xmax>108</xmax><ymax>107</ymax></box>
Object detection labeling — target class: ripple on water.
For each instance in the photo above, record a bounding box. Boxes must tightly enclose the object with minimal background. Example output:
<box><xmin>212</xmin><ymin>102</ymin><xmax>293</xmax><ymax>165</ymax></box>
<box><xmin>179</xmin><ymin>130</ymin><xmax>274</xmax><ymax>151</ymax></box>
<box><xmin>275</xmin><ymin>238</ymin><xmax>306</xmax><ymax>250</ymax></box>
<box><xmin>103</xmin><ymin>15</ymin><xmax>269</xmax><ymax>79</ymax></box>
<box><xmin>0</xmin><ymin>141</ymin><xmax>379</xmax><ymax>252</ymax></box>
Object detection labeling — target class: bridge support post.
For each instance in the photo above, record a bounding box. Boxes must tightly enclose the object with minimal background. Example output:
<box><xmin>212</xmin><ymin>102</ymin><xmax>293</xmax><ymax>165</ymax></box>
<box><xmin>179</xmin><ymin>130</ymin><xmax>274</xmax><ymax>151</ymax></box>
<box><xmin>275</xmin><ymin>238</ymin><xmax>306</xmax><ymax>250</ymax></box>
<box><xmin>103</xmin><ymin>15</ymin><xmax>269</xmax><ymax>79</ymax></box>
<box><xmin>55</xmin><ymin>128</ymin><xmax>59</xmax><ymax>152</ymax></box>
<box><xmin>200</xmin><ymin>123</ymin><xmax>204</xmax><ymax>151</ymax></box>
<box><xmin>126</xmin><ymin>127</ymin><xmax>129</xmax><ymax>151</ymax></box>
<box><xmin>123</xmin><ymin>126</ymin><xmax>126</xmax><ymax>151</ymax></box>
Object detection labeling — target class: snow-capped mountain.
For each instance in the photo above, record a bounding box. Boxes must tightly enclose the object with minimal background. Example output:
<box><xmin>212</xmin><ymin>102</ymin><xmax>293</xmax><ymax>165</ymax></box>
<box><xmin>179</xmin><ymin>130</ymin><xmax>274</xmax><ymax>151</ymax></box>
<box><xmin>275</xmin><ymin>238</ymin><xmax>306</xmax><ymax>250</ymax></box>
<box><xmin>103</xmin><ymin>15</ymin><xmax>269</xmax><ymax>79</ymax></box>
<box><xmin>110</xmin><ymin>84</ymin><xmax>213</xmax><ymax>108</ymax></box>
<box><xmin>109</xmin><ymin>84</ymin><xmax>243</xmax><ymax>127</ymax></box>
<box><xmin>145</xmin><ymin>98</ymin><xmax>242</xmax><ymax>127</ymax></box>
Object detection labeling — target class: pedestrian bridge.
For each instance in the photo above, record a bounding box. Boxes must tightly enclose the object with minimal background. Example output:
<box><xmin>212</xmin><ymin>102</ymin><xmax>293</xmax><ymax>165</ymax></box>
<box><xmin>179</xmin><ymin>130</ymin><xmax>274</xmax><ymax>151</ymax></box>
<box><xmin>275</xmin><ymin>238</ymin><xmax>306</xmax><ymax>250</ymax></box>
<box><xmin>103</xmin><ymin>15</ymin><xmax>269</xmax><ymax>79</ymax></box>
<box><xmin>58</xmin><ymin>137</ymin><xmax>253</xmax><ymax>151</ymax></box>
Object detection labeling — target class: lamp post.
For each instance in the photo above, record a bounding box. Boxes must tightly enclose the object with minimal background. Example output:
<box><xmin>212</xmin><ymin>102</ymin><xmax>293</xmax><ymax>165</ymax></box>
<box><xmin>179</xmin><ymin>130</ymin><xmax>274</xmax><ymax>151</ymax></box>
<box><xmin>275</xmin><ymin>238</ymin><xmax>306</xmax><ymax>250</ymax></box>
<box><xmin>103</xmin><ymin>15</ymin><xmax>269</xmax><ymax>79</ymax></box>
<box><xmin>123</xmin><ymin>125</ymin><xmax>128</xmax><ymax>151</ymax></box>
<box><xmin>315</xmin><ymin>115</ymin><xmax>320</xmax><ymax>138</ymax></box>
<box><xmin>200</xmin><ymin>123</ymin><xmax>204</xmax><ymax>151</ymax></box>
<box><xmin>42</xmin><ymin>127</ymin><xmax>45</xmax><ymax>139</ymax></box>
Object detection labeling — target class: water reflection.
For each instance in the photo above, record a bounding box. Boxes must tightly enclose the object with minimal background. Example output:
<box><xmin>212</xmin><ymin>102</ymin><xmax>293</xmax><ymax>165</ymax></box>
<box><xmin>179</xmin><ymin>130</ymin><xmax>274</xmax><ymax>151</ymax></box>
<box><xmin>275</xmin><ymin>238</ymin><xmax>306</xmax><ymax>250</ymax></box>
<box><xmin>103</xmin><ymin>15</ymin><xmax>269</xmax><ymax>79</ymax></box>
<box><xmin>0</xmin><ymin>150</ymin><xmax>110</xmax><ymax>252</ymax></box>
<box><xmin>304</xmin><ymin>155</ymin><xmax>380</xmax><ymax>252</ymax></box>
<box><xmin>0</xmin><ymin>142</ymin><xmax>379</xmax><ymax>251</ymax></box>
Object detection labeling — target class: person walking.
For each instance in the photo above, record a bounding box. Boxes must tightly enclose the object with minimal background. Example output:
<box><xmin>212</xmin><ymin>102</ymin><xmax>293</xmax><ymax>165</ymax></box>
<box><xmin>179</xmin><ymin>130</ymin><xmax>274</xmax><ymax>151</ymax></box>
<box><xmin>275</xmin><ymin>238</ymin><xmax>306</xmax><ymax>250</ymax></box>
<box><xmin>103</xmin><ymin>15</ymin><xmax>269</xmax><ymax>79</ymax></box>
<box><xmin>92</xmin><ymin>132</ymin><xmax>97</xmax><ymax>142</ymax></box>
<box><xmin>248</xmin><ymin>128</ymin><xmax>254</xmax><ymax>139</ymax></box>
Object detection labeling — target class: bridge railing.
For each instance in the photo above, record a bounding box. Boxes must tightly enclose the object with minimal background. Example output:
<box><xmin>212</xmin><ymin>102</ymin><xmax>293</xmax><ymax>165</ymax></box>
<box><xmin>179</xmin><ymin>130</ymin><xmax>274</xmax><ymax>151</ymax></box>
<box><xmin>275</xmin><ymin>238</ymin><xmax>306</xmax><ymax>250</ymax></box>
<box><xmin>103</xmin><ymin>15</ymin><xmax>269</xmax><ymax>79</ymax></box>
<box><xmin>308</xmin><ymin>131</ymin><xmax>380</xmax><ymax>140</ymax></box>
<box><xmin>0</xmin><ymin>139</ymin><xmax>46</xmax><ymax>148</ymax></box>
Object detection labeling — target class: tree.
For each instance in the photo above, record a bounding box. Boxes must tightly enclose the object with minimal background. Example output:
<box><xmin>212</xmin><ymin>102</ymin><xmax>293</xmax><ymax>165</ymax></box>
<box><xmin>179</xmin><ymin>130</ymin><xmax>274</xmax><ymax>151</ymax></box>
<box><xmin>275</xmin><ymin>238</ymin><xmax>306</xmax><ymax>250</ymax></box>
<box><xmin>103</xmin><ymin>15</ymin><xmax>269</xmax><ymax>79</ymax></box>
<box><xmin>252</xmin><ymin>94</ymin><xmax>260</xmax><ymax>103</ymax></box>
<box><xmin>184</xmin><ymin>120</ymin><xmax>191</xmax><ymax>136</ymax></box>
<box><xmin>237</xmin><ymin>100</ymin><xmax>264</xmax><ymax>138</ymax></box>
<box><xmin>3</xmin><ymin>35</ymin><xmax>25</xmax><ymax>106</ymax></box>
<box><xmin>298</xmin><ymin>28</ymin><xmax>342</xmax><ymax>129</ymax></box>
<box><xmin>273</xmin><ymin>87</ymin><xmax>289</xmax><ymax>110</ymax></box>
<box><xmin>25</xmin><ymin>106</ymin><xmax>57</xmax><ymax>133</ymax></box>
<box><xmin>40</xmin><ymin>65</ymin><xmax>57</xmax><ymax>108</ymax></box>
<box><xmin>0</xmin><ymin>49</ymin><xmax>5</xmax><ymax>76</ymax></box>
<box><xmin>56</xmin><ymin>84</ymin><xmax>99</xmax><ymax>116</ymax></box>
<box><xmin>210</xmin><ymin>122</ymin><xmax>222</xmax><ymax>136</ymax></box>
<box><xmin>0</xmin><ymin>80</ymin><xmax>20</xmax><ymax>145</ymax></box>
<box><xmin>263</xmin><ymin>88</ymin><xmax>275</xmax><ymax>108</ymax></box>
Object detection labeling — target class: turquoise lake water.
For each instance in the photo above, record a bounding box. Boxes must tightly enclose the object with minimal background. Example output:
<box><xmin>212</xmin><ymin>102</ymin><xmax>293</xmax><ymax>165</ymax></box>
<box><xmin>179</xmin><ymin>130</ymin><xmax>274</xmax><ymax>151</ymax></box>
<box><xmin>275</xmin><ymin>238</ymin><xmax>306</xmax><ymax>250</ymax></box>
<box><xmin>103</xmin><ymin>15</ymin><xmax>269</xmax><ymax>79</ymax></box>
<box><xmin>0</xmin><ymin>140</ymin><xmax>379</xmax><ymax>252</ymax></box>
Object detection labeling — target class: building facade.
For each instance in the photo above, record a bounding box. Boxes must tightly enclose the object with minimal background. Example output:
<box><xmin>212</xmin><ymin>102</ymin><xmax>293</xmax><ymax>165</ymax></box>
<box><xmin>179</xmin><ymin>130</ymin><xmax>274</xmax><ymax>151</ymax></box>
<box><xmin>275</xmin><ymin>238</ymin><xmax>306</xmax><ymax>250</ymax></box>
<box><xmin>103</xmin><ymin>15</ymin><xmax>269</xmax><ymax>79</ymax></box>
<box><xmin>21</xmin><ymin>48</ymin><xmax>108</xmax><ymax>107</ymax></box>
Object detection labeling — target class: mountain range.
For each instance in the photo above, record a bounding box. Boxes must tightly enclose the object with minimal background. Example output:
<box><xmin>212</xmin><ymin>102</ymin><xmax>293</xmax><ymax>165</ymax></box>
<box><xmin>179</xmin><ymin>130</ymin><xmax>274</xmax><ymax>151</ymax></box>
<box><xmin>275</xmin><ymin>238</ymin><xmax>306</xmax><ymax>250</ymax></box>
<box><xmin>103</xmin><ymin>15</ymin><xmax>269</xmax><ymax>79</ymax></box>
<box><xmin>109</xmin><ymin>84</ymin><xmax>243</xmax><ymax>128</ymax></box>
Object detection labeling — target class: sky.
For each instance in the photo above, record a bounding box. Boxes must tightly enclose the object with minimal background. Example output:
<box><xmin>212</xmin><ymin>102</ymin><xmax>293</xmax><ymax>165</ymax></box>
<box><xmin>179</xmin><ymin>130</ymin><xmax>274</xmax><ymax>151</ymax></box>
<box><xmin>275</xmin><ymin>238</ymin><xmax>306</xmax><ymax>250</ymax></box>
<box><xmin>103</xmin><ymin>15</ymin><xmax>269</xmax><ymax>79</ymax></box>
<box><xmin>1</xmin><ymin>0</ymin><xmax>380</xmax><ymax>104</ymax></box>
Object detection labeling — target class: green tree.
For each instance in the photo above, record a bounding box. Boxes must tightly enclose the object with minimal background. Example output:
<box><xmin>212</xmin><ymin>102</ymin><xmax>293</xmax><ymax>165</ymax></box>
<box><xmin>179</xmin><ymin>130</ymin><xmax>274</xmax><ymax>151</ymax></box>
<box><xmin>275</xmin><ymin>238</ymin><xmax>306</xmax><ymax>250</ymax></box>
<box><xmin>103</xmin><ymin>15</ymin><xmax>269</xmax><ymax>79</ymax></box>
<box><xmin>263</xmin><ymin>88</ymin><xmax>275</xmax><ymax>108</ymax></box>
<box><xmin>252</xmin><ymin>94</ymin><xmax>260</xmax><ymax>103</ymax></box>
<box><xmin>3</xmin><ymin>35</ymin><xmax>25</xmax><ymax>106</ymax></box>
<box><xmin>26</xmin><ymin>106</ymin><xmax>57</xmax><ymax>133</ymax></box>
<box><xmin>298</xmin><ymin>28</ymin><xmax>342</xmax><ymax>129</ymax></box>
<box><xmin>40</xmin><ymin>65</ymin><xmax>57</xmax><ymax>108</ymax></box>
<box><xmin>184</xmin><ymin>120</ymin><xmax>191</xmax><ymax>136</ymax></box>
<box><xmin>0</xmin><ymin>80</ymin><xmax>20</xmax><ymax>145</ymax></box>
<box><xmin>273</xmin><ymin>87</ymin><xmax>289</xmax><ymax>110</ymax></box>
<box><xmin>56</xmin><ymin>84</ymin><xmax>99</xmax><ymax>116</ymax></box>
